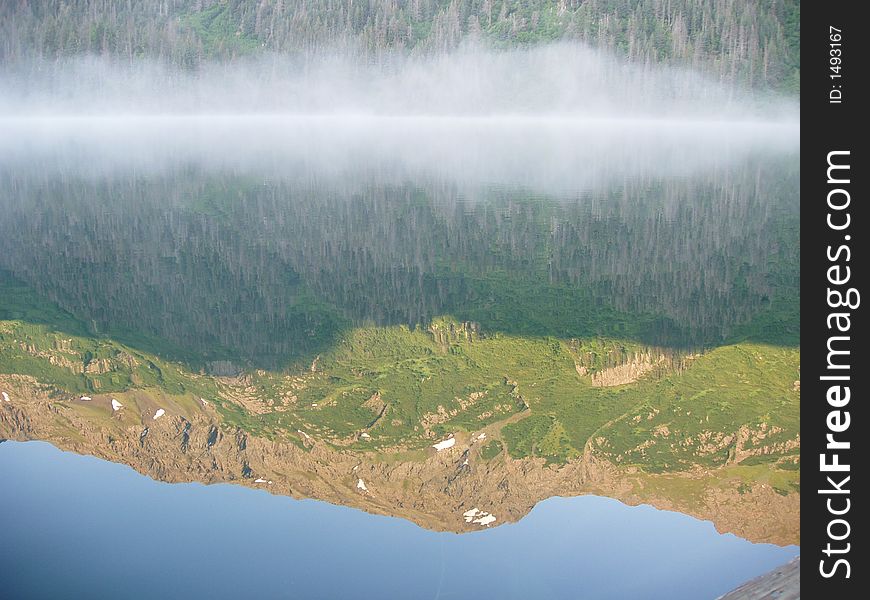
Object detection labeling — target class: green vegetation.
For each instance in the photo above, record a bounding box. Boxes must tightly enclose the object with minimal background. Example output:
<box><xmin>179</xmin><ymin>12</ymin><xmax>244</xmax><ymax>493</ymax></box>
<box><xmin>443</xmin><ymin>271</ymin><xmax>695</xmax><ymax>347</ymax></box>
<box><xmin>1</xmin><ymin>271</ymin><xmax>799</xmax><ymax>477</ymax></box>
<box><xmin>179</xmin><ymin>2</ymin><xmax>260</xmax><ymax>58</ymax></box>
<box><xmin>480</xmin><ymin>439</ymin><xmax>504</xmax><ymax>460</ymax></box>
<box><xmin>627</xmin><ymin>461</ymin><xmax>800</xmax><ymax>512</ymax></box>
<box><xmin>590</xmin><ymin>344</ymin><xmax>799</xmax><ymax>472</ymax></box>
<box><xmin>0</xmin><ymin>271</ymin><xmax>219</xmax><ymax>400</ymax></box>
<box><xmin>2</xmin><ymin>0</ymin><xmax>800</xmax><ymax>92</ymax></box>
<box><xmin>0</xmin><ymin>163</ymin><xmax>798</xmax><ymax>374</ymax></box>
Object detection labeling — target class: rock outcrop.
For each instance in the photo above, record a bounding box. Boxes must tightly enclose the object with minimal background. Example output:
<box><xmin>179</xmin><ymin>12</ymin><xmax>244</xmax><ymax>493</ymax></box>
<box><xmin>0</xmin><ymin>373</ymin><xmax>799</xmax><ymax>545</ymax></box>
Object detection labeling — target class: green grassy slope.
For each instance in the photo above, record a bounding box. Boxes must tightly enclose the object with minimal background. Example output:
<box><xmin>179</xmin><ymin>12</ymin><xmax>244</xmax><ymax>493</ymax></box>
<box><xmin>1</xmin><ymin>273</ymin><xmax>799</xmax><ymax>476</ymax></box>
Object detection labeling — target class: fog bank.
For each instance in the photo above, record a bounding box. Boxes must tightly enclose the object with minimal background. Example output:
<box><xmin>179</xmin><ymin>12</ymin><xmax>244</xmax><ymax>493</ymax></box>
<box><xmin>0</xmin><ymin>43</ymin><xmax>797</xmax><ymax>119</ymax></box>
<box><xmin>0</xmin><ymin>114</ymin><xmax>798</xmax><ymax>195</ymax></box>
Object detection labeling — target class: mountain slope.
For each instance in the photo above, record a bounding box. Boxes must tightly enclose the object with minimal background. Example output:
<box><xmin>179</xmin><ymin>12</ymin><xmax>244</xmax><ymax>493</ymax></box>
<box><xmin>1</xmin><ymin>0</ymin><xmax>800</xmax><ymax>91</ymax></box>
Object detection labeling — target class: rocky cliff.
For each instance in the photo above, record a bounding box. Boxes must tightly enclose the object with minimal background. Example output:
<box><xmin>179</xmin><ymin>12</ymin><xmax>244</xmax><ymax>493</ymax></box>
<box><xmin>0</xmin><ymin>373</ymin><xmax>798</xmax><ymax>545</ymax></box>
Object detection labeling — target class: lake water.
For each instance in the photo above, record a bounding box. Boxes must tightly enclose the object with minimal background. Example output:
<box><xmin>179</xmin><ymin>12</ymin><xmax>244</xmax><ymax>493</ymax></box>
<box><xmin>0</xmin><ymin>115</ymin><xmax>800</xmax><ymax>597</ymax></box>
<box><xmin>0</xmin><ymin>441</ymin><xmax>797</xmax><ymax>600</ymax></box>
<box><xmin>0</xmin><ymin>116</ymin><xmax>800</xmax><ymax>366</ymax></box>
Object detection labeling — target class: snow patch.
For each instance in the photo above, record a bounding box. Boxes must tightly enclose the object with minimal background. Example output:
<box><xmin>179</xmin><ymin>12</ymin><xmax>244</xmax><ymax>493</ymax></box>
<box><xmin>297</xmin><ymin>430</ymin><xmax>311</xmax><ymax>440</ymax></box>
<box><xmin>359</xmin><ymin>432</ymin><xmax>371</xmax><ymax>439</ymax></box>
<box><xmin>1</xmin><ymin>391</ymin><xmax>9</xmax><ymax>402</ymax></box>
<box><xmin>111</xmin><ymin>399</ymin><xmax>123</xmax><ymax>411</ymax></box>
<box><xmin>473</xmin><ymin>513</ymin><xmax>497</xmax><ymax>526</ymax></box>
<box><xmin>477</xmin><ymin>433</ymin><xmax>487</xmax><ymax>440</ymax></box>
<box><xmin>433</xmin><ymin>437</ymin><xmax>456</xmax><ymax>451</ymax></box>
<box><xmin>79</xmin><ymin>396</ymin><xmax>92</xmax><ymax>401</ymax></box>
<box><xmin>254</xmin><ymin>478</ymin><xmax>267</xmax><ymax>483</ymax></box>
<box><xmin>462</xmin><ymin>507</ymin><xmax>496</xmax><ymax>526</ymax></box>
<box><xmin>152</xmin><ymin>408</ymin><xmax>165</xmax><ymax>420</ymax></box>
<box><xmin>357</xmin><ymin>479</ymin><xmax>368</xmax><ymax>492</ymax></box>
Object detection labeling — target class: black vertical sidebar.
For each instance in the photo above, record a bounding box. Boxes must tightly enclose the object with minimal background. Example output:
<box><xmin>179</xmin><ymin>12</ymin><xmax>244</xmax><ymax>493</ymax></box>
<box><xmin>804</xmin><ymin>1</ymin><xmax>865</xmax><ymax>597</ymax></box>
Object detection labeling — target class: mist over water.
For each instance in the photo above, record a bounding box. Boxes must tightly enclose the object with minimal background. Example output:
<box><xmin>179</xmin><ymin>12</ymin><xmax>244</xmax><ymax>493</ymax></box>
<box><xmin>0</xmin><ymin>40</ymin><xmax>799</xmax><ymax>362</ymax></box>
<box><xmin>0</xmin><ymin>113</ymin><xmax>797</xmax><ymax>195</ymax></box>
<box><xmin>1</xmin><ymin>41</ymin><xmax>798</xmax><ymax>194</ymax></box>
<box><xmin>1</xmin><ymin>42</ymin><xmax>797</xmax><ymax>119</ymax></box>
<box><xmin>0</xmin><ymin>9</ymin><xmax>801</xmax><ymax>600</ymax></box>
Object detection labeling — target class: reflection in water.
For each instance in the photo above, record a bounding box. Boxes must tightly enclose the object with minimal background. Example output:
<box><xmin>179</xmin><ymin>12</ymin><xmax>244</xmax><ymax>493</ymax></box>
<box><xmin>0</xmin><ymin>115</ymin><xmax>800</xmax><ymax>583</ymax></box>
<box><xmin>0</xmin><ymin>117</ymin><xmax>798</xmax><ymax>369</ymax></box>
<box><xmin>0</xmin><ymin>441</ymin><xmax>798</xmax><ymax>600</ymax></box>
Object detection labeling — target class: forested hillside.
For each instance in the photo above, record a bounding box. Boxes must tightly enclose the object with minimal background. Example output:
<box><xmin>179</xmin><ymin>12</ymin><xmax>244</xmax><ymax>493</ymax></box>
<box><xmin>1</xmin><ymin>0</ymin><xmax>800</xmax><ymax>92</ymax></box>
<box><xmin>0</xmin><ymin>154</ymin><xmax>798</xmax><ymax>369</ymax></box>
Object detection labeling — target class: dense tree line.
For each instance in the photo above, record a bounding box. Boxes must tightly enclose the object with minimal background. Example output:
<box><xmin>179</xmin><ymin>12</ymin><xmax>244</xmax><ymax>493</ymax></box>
<box><xmin>0</xmin><ymin>156</ymin><xmax>799</xmax><ymax>369</ymax></box>
<box><xmin>1</xmin><ymin>0</ymin><xmax>799</xmax><ymax>91</ymax></box>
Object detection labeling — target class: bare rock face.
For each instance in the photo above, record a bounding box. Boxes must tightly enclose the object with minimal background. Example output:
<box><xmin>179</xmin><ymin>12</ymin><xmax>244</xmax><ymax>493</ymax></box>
<box><xmin>590</xmin><ymin>353</ymin><xmax>663</xmax><ymax>387</ymax></box>
<box><xmin>0</xmin><ymin>374</ymin><xmax>798</xmax><ymax>545</ymax></box>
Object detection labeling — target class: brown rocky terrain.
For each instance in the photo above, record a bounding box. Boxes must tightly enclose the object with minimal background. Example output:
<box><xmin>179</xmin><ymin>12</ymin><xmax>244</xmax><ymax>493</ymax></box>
<box><xmin>0</xmin><ymin>373</ymin><xmax>798</xmax><ymax>545</ymax></box>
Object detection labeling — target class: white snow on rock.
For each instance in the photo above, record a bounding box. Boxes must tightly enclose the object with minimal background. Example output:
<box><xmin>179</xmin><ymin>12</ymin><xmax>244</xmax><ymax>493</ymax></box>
<box><xmin>477</xmin><ymin>433</ymin><xmax>487</xmax><ymax>440</ymax></box>
<box><xmin>200</xmin><ymin>397</ymin><xmax>209</xmax><ymax>406</ymax></box>
<box><xmin>462</xmin><ymin>507</ymin><xmax>496</xmax><ymax>526</ymax></box>
<box><xmin>254</xmin><ymin>478</ymin><xmax>267</xmax><ymax>483</ymax></box>
<box><xmin>79</xmin><ymin>396</ymin><xmax>92</xmax><ymax>401</ymax></box>
<box><xmin>152</xmin><ymin>408</ymin><xmax>165</xmax><ymax>420</ymax></box>
<box><xmin>473</xmin><ymin>513</ymin><xmax>497</xmax><ymax>526</ymax></box>
<box><xmin>433</xmin><ymin>437</ymin><xmax>456</xmax><ymax>451</ymax></box>
<box><xmin>297</xmin><ymin>430</ymin><xmax>311</xmax><ymax>440</ymax></box>
<box><xmin>357</xmin><ymin>479</ymin><xmax>368</xmax><ymax>492</ymax></box>
<box><xmin>360</xmin><ymin>432</ymin><xmax>371</xmax><ymax>439</ymax></box>
<box><xmin>111</xmin><ymin>399</ymin><xmax>123</xmax><ymax>411</ymax></box>
<box><xmin>2</xmin><ymin>391</ymin><xmax>9</xmax><ymax>402</ymax></box>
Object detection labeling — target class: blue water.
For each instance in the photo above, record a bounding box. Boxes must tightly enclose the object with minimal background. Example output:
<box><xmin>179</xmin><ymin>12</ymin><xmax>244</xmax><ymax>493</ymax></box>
<box><xmin>0</xmin><ymin>441</ymin><xmax>797</xmax><ymax>599</ymax></box>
